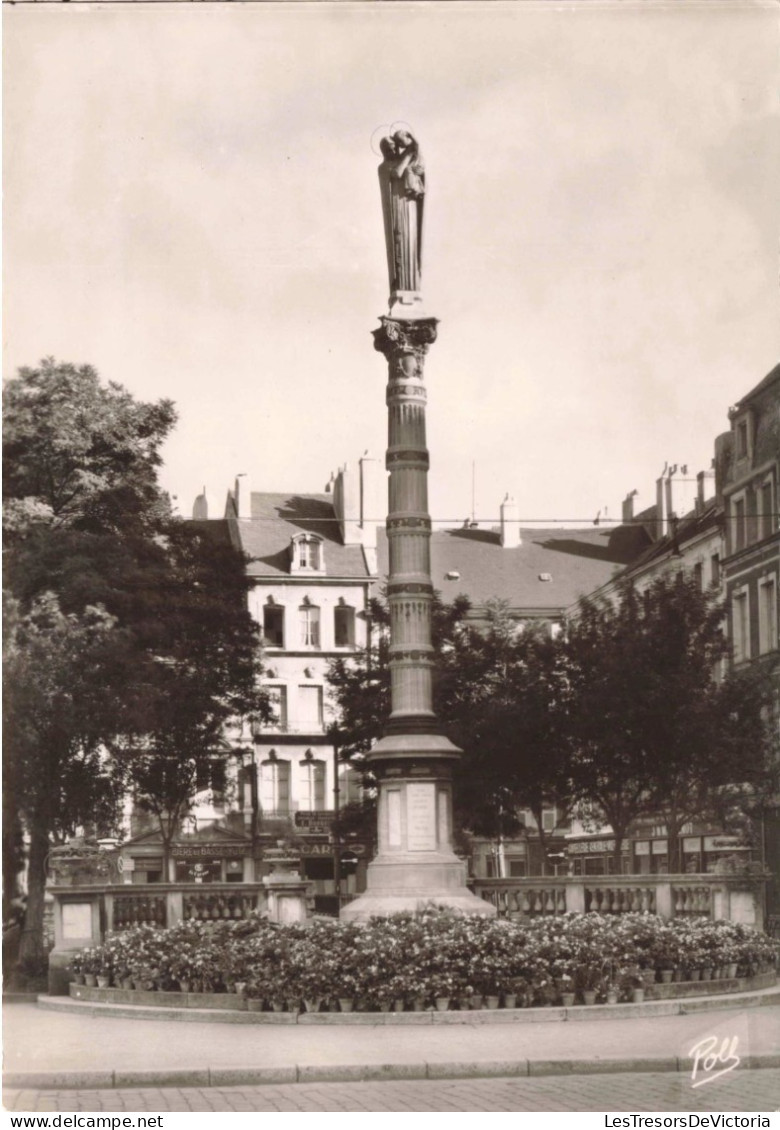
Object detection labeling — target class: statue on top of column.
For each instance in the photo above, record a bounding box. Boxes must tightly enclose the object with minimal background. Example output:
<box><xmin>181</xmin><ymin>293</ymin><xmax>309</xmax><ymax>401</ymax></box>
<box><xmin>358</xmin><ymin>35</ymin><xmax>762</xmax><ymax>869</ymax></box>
<box><xmin>378</xmin><ymin>129</ymin><xmax>425</xmax><ymax>312</ymax></box>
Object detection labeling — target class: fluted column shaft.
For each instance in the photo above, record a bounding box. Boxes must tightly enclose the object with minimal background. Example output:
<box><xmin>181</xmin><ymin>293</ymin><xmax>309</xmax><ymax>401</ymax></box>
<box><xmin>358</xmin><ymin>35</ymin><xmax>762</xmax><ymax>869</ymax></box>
<box><xmin>373</xmin><ymin>316</ymin><xmax>440</xmax><ymax>735</ymax></box>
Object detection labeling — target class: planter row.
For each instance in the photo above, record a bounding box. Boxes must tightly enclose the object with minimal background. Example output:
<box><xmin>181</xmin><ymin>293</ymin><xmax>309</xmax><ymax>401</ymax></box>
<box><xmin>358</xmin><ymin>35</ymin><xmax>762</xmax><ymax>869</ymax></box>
<box><xmin>69</xmin><ymin>970</ymin><xmax>777</xmax><ymax>1013</ymax></box>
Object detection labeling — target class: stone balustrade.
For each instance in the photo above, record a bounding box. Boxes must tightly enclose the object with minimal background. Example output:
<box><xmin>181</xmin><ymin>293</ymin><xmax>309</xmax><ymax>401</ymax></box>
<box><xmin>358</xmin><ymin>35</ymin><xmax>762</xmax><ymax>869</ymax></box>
<box><xmin>470</xmin><ymin>874</ymin><xmax>763</xmax><ymax>926</ymax></box>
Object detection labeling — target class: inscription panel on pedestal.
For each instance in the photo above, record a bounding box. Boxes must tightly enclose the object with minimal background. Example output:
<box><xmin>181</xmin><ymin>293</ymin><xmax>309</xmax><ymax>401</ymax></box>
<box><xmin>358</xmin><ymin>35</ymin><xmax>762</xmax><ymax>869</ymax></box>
<box><xmin>62</xmin><ymin>902</ymin><xmax>93</xmax><ymax>940</ymax></box>
<box><xmin>407</xmin><ymin>782</ymin><xmax>437</xmax><ymax>851</ymax></box>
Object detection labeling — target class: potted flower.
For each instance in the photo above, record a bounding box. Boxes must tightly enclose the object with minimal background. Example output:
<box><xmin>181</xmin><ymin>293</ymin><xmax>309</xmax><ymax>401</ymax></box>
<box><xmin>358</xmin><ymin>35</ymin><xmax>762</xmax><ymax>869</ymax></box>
<box><xmin>68</xmin><ymin>953</ymin><xmax>85</xmax><ymax>985</ymax></box>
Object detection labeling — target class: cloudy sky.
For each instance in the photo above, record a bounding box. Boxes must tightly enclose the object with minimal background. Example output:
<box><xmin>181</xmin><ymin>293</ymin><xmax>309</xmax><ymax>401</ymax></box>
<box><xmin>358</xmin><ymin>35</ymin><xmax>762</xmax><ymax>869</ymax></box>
<box><xmin>4</xmin><ymin>1</ymin><xmax>779</xmax><ymax>528</ymax></box>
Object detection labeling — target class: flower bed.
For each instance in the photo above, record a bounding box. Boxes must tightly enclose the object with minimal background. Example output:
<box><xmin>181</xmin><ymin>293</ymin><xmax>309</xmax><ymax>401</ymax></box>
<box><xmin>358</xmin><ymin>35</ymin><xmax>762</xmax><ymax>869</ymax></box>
<box><xmin>68</xmin><ymin>910</ymin><xmax>779</xmax><ymax>1010</ymax></box>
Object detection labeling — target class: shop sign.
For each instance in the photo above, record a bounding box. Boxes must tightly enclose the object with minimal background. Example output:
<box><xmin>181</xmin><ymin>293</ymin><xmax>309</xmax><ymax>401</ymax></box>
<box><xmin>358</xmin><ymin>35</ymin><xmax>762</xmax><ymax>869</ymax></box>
<box><xmin>171</xmin><ymin>844</ymin><xmax>247</xmax><ymax>859</ymax></box>
<box><xmin>634</xmin><ymin>842</ymin><xmax>650</xmax><ymax>856</ymax></box>
<box><xmin>652</xmin><ymin>840</ymin><xmax>667</xmax><ymax>855</ymax></box>
<box><xmin>703</xmin><ymin>836</ymin><xmax>747</xmax><ymax>852</ymax></box>
<box><xmin>569</xmin><ymin>839</ymin><xmax>615</xmax><ymax>855</ymax></box>
<box><xmin>294</xmin><ymin>811</ymin><xmax>334</xmax><ymax>833</ymax></box>
<box><xmin>298</xmin><ymin>842</ymin><xmax>367</xmax><ymax>857</ymax></box>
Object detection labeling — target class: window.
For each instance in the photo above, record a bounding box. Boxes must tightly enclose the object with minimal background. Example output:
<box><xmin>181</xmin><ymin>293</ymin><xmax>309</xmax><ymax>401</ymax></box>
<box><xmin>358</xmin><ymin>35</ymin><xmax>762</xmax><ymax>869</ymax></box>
<box><xmin>263</xmin><ymin>602</ymin><xmax>285</xmax><ymax>648</ymax></box>
<box><xmin>195</xmin><ymin>760</ymin><xmax>226</xmax><ymax>805</ymax></box>
<box><xmin>693</xmin><ymin>562</ymin><xmax>703</xmax><ymax>590</ymax></box>
<box><xmin>299</xmin><ymin>603</ymin><xmax>320</xmax><ymax>648</ymax></box>
<box><xmin>266</xmin><ymin>686</ymin><xmax>288</xmax><ymax>730</ymax></box>
<box><xmin>508</xmin><ymin>859</ymin><xmax>527</xmax><ymax>878</ymax></box>
<box><xmin>758</xmin><ymin>577</ymin><xmax>778</xmax><ymax>655</ymax></box>
<box><xmin>711</xmin><ymin>554</ymin><xmax>721</xmax><ymax>588</ymax></box>
<box><xmin>760</xmin><ymin>481</ymin><xmax>774</xmax><ymax>541</ymax></box>
<box><xmin>541</xmin><ymin>807</ymin><xmax>557</xmax><ymax>833</ymax></box>
<box><xmin>733</xmin><ymin>496</ymin><xmax>746</xmax><ymax>552</ymax></box>
<box><xmin>340</xmin><ymin>767</ymin><xmax>363</xmax><ymax>806</ymax></box>
<box><xmin>732</xmin><ymin>589</ymin><xmax>750</xmax><ymax>664</ymax></box>
<box><xmin>298</xmin><ymin>755</ymin><xmax>326</xmax><ymax>810</ymax></box>
<box><xmin>334</xmin><ymin>602</ymin><xmax>355</xmax><ymax>647</ymax></box>
<box><xmin>260</xmin><ymin>756</ymin><xmax>290</xmax><ymax>815</ymax></box>
<box><xmin>297</xmin><ymin>685</ymin><xmax>323</xmax><ymax>729</ymax></box>
<box><xmin>291</xmin><ymin>535</ymin><xmax>323</xmax><ymax>573</ymax></box>
<box><xmin>736</xmin><ymin>419</ymin><xmax>748</xmax><ymax>459</ymax></box>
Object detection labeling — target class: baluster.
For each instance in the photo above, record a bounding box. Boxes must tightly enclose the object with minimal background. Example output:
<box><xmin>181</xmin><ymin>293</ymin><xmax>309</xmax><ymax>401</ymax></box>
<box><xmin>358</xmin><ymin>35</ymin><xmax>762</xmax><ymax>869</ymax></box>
<box><xmin>521</xmin><ymin>890</ymin><xmax>532</xmax><ymax>916</ymax></box>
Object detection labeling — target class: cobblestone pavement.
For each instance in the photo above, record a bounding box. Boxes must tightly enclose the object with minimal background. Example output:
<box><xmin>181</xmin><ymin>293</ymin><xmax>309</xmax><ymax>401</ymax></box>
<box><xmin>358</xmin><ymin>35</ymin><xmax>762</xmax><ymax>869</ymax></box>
<box><xmin>5</xmin><ymin>1070</ymin><xmax>780</xmax><ymax>1113</ymax></box>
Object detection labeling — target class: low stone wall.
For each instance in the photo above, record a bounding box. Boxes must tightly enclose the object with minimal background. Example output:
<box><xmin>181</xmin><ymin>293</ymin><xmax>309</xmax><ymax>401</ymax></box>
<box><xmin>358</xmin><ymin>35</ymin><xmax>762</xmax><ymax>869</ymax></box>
<box><xmin>67</xmin><ymin>971</ymin><xmax>777</xmax><ymax>1019</ymax></box>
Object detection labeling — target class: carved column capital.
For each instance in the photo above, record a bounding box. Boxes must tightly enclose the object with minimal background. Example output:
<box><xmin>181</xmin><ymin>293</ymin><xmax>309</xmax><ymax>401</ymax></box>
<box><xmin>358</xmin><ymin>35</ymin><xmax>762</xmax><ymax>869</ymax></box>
<box><xmin>372</xmin><ymin>317</ymin><xmax>438</xmax><ymax>362</ymax></box>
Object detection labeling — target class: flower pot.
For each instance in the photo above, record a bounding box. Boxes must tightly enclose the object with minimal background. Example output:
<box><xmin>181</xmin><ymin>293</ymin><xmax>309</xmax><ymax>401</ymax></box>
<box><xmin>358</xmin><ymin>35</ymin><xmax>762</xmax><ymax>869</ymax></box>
<box><xmin>84</xmin><ymin>974</ymin><xmax>97</xmax><ymax>987</ymax></box>
<box><xmin>457</xmin><ymin>996</ymin><xmax>471</xmax><ymax>1011</ymax></box>
<box><xmin>271</xmin><ymin>1000</ymin><xmax>286</xmax><ymax>1012</ymax></box>
<box><xmin>178</xmin><ymin>981</ymin><xmax>191</xmax><ymax>994</ymax></box>
<box><xmin>727</xmin><ymin>963</ymin><xmax>738</xmax><ymax>979</ymax></box>
<box><xmin>434</xmin><ymin>996</ymin><xmax>451</xmax><ymax>1012</ymax></box>
<box><xmin>582</xmin><ymin>990</ymin><xmax>597</xmax><ymax>1006</ymax></box>
<box><xmin>96</xmin><ymin>975</ymin><xmax>110</xmax><ymax>989</ymax></box>
<box><xmin>470</xmin><ymin>994</ymin><xmax>484</xmax><ymax>1010</ymax></box>
<box><xmin>379</xmin><ymin>1001</ymin><xmax>392</xmax><ymax>1013</ymax></box>
<box><xmin>485</xmin><ymin>995</ymin><xmax>500</xmax><ymax>1010</ymax></box>
<box><xmin>338</xmin><ymin>998</ymin><xmax>354</xmax><ymax>1013</ymax></box>
<box><xmin>304</xmin><ymin>999</ymin><xmax>322</xmax><ymax>1013</ymax></box>
<box><xmin>393</xmin><ymin>998</ymin><xmax>406</xmax><ymax>1012</ymax></box>
<box><xmin>561</xmin><ymin>992</ymin><xmax>575</xmax><ymax>1007</ymax></box>
<box><xmin>412</xmin><ymin>997</ymin><xmax>426</xmax><ymax>1012</ymax></box>
<box><xmin>246</xmin><ymin>998</ymin><xmax>265</xmax><ymax>1012</ymax></box>
<box><xmin>73</xmin><ymin>973</ymin><xmax>85</xmax><ymax>985</ymax></box>
<box><xmin>689</xmin><ymin>969</ymin><xmax>701</xmax><ymax>982</ymax></box>
<box><xmin>234</xmin><ymin>982</ymin><xmax>247</xmax><ymax>998</ymax></box>
<box><xmin>606</xmin><ymin>990</ymin><xmax>618</xmax><ymax>1005</ymax></box>
<box><xmin>632</xmin><ymin>988</ymin><xmax>645</xmax><ymax>1004</ymax></box>
<box><xmin>660</xmin><ymin>970</ymin><xmax>674</xmax><ymax>984</ymax></box>
<box><xmin>701</xmin><ymin>967</ymin><xmax>713</xmax><ymax>981</ymax></box>
<box><xmin>503</xmin><ymin>993</ymin><xmax>517</xmax><ymax>1010</ymax></box>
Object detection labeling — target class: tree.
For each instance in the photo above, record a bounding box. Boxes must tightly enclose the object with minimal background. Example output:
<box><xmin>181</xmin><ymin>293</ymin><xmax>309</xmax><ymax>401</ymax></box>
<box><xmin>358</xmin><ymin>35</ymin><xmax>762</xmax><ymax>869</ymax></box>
<box><xmin>4</xmin><ymin>594</ymin><xmax>128</xmax><ymax>963</ymax></box>
<box><xmin>566</xmin><ymin>575</ymin><xmax>778</xmax><ymax>871</ymax></box>
<box><xmin>328</xmin><ymin>595</ymin><xmax>574</xmax><ymax>852</ymax></box>
<box><xmin>3</xmin><ymin>360</ymin><xmax>267</xmax><ymax>963</ymax></box>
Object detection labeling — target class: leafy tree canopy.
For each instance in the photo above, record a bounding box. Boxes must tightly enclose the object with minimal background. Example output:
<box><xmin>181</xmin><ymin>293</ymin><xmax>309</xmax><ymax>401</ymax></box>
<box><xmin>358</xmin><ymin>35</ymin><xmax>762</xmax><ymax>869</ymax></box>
<box><xmin>3</xmin><ymin>360</ymin><xmax>267</xmax><ymax>961</ymax></box>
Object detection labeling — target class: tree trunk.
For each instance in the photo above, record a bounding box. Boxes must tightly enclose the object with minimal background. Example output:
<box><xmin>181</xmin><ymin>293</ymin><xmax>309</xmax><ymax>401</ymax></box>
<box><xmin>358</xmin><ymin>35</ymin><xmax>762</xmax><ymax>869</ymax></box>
<box><xmin>18</xmin><ymin>821</ymin><xmax>49</xmax><ymax>967</ymax></box>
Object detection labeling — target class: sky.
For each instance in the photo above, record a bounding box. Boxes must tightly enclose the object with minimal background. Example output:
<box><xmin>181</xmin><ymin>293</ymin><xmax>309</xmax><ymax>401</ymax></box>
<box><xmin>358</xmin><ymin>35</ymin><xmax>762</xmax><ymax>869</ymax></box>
<box><xmin>4</xmin><ymin>0</ymin><xmax>779</xmax><ymax>529</ymax></box>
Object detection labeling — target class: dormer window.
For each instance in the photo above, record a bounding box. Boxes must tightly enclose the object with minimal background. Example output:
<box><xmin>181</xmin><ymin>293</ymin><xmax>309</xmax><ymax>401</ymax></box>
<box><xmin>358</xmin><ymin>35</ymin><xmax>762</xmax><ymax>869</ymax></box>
<box><xmin>291</xmin><ymin>533</ymin><xmax>324</xmax><ymax>574</ymax></box>
<box><xmin>732</xmin><ymin>411</ymin><xmax>753</xmax><ymax>464</ymax></box>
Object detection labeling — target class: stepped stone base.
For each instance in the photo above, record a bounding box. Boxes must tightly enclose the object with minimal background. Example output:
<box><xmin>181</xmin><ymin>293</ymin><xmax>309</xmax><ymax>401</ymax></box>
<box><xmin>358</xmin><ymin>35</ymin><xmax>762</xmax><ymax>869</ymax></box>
<box><xmin>341</xmin><ymin>853</ymin><xmax>495</xmax><ymax>921</ymax></box>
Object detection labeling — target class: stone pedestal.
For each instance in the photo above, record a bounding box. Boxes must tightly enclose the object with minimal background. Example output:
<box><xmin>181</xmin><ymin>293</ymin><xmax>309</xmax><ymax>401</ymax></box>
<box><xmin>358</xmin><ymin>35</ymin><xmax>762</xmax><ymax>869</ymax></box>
<box><xmin>262</xmin><ymin>852</ymin><xmax>311</xmax><ymax>923</ymax></box>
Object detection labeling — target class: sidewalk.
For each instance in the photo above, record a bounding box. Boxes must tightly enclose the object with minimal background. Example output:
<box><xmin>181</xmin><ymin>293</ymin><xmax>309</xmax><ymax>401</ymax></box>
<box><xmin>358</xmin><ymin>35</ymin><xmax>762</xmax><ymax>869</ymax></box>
<box><xmin>4</xmin><ymin>992</ymin><xmax>780</xmax><ymax>1090</ymax></box>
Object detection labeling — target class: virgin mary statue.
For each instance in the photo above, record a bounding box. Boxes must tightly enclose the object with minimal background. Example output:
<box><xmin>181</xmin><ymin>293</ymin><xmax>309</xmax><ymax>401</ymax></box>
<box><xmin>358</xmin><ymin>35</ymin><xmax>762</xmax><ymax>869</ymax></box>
<box><xmin>377</xmin><ymin>130</ymin><xmax>425</xmax><ymax>312</ymax></box>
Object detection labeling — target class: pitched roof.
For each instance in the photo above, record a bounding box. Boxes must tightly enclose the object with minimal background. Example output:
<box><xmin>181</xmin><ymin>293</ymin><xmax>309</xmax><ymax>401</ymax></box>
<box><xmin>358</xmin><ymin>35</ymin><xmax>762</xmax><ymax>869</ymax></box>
<box><xmin>733</xmin><ymin>362</ymin><xmax>780</xmax><ymax>409</ymax></box>
<box><xmin>376</xmin><ymin>523</ymin><xmax>650</xmax><ymax>612</ymax></box>
<box><xmin>230</xmin><ymin>492</ymin><xmax>371</xmax><ymax>579</ymax></box>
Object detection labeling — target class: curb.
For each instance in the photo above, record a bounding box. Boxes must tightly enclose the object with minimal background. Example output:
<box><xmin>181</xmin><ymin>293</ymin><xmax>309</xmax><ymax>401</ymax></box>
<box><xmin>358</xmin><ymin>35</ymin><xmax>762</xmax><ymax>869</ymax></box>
<box><xmin>5</xmin><ymin>1054</ymin><xmax>780</xmax><ymax>1091</ymax></box>
<box><xmin>33</xmin><ymin>984</ymin><xmax>780</xmax><ymax>1026</ymax></box>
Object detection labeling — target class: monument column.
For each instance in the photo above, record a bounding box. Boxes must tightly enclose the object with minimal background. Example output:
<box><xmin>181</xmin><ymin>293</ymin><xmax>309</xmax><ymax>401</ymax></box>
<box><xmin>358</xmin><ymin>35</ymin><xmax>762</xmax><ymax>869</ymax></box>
<box><xmin>341</xmin><ymin>130</ymin><xmax>493</xmax><ymax>920</ymax></box>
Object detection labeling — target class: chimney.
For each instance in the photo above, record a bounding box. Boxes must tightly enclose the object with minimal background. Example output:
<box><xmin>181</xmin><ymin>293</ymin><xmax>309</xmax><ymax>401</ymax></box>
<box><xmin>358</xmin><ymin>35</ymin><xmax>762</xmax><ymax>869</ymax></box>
<box><xmin>500</xmin><ymin>493</ymin><xmax>521</xmax><ymax>548</ymax></box>
<box><xmin>234</xmin><ymin>473</ymin><xmax>252</xmax><ymax>520</ymax></box>
<box><xmin>665</xmin><ymin>464</ymin><xmax>697</xmax><ymax>524</ymax></box>
<box><xmin>359</xmin><ymin>451</ymin><xmax>383</xmax><ymax>550</ymax></box>
<box><xmin>695</xmin><ymin>471</ymin><xmax>706</xmax><ymax>515</ymax></box>
<box><xmin>192</xmin><ymin>486</ymin><xmax>208</xmax><ymax>521</ymax></box>
<box><xmin>622</xmin><ymin>490</ymin><xmax>638</xmax><ymax>524</ymax></box>
<box><xmin>333</xmin><ymin>462</ymin><xmax>361</xmax><ymax>545</ymax></box>
<box><xmin>655</xmin><ymin>472</ymin><xmax>668</xmax><ymax>540</ymax></box>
